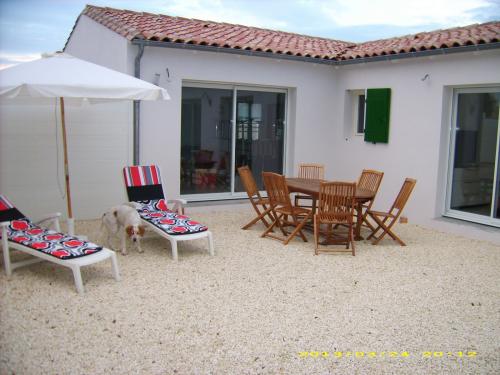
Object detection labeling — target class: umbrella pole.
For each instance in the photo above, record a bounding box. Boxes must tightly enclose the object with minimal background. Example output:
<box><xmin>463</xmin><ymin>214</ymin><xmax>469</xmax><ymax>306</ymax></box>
<box><xmin>60</xmin><ymin>98</ymin><xmax>74</xmax><ymax>235</ymax></box>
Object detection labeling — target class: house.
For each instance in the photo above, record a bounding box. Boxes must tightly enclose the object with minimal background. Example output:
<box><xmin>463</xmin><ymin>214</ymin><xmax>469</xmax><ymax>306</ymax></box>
<box><xmin>1</xmin><ymin>5</ymin><xmax>499</xmax><ymax>242</ymax></box>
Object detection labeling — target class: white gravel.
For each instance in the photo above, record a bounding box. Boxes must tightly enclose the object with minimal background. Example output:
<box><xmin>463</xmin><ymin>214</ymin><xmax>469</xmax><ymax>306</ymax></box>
<box><xmin>1</xmin><ymin>206</ymin><xmax>499</xmax><ymax>374</ymax></box>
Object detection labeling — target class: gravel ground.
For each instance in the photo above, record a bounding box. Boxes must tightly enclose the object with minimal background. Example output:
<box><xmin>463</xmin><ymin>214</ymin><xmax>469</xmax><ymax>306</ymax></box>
<box><xmin>1</xmin><ymin>206</ymin><xmax>499</xmax><ymax>374</ymax></box>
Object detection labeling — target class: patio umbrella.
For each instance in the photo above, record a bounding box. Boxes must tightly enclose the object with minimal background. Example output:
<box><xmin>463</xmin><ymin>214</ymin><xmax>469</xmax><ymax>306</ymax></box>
<box><xmin>0</xmin><ymin>53</ymin><xmax>170</xmax><ymax>234</ymax></box>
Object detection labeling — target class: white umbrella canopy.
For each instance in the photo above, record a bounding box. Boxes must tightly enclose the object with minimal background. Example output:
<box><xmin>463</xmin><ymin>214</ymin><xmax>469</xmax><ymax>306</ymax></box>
<box><xmin>0</xmin><ymin>53</ymin><xmax>170</xmax><ymax>100</ymax></box>
<box><xmin>0</xmin><ymin>53</ymin><xmax>170</xmax><ymax>234</ymax></box>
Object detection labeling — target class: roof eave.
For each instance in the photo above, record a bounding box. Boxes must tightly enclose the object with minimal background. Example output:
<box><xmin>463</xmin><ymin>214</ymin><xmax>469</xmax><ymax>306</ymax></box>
<box><xmin>131</xmin><ymin>39</ymin><xmax>337</xmax><ymax>65</ymax></box>
<box><xmin>131</xmin><ymin>38</ymin><xmax>500</xmax><ymax>66</ymax></box>
<box><xmin>337</xmin><ymin>42</ymin><xmax>500</xmax><ymax>65</ymax></box>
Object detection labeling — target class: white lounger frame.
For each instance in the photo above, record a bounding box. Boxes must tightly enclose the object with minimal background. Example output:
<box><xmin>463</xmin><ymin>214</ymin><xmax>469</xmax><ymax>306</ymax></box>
<box><xmin>139</xmin><ymin>199</ymin><xmax>214</xmax><ymax>261</ymax></box>
<box><xmin>1</xmin><ymin>213</ymin><xmax>120</xmax><ymax>294</ymax></box>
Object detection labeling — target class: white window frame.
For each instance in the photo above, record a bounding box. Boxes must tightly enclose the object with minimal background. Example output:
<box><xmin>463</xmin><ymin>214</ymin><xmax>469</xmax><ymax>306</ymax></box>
<box><xmin>351</xmin><ymin>89</ymin><xmax>366</xmax><ymax>136</ymax></box>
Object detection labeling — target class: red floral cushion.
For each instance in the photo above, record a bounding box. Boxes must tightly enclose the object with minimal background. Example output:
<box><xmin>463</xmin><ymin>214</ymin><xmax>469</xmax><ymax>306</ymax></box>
<box><xmin>135</xmin><ymin>200</ymin><xmax>208</xmax><ymax>235</ymax></box>
<box><xmin>2</xmin><ymin>218</ymin><xmax>102</xmax><ymax>259</ymax></box>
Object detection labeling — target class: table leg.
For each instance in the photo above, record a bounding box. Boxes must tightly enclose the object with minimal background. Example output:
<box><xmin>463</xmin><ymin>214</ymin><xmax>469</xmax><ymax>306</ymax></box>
<box><xmin>355</xmin><ymin>201</ymin><xmax>363</xmax><ymax>241</ymax></box>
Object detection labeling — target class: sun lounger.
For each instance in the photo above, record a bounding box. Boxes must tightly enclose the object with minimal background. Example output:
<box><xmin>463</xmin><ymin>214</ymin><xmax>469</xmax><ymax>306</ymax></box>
<box><xmin>0</xmin><ymin>195</ymin><xmax>120</xmax><ymax>294</ymax></box>
<box><xmin>123</xmin><ymin>165</ymin><xmax>214</xmax><ymax>261</ymax></box>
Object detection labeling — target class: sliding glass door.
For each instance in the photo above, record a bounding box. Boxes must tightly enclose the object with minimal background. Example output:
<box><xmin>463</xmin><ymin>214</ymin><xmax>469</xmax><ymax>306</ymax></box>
<box><xmin>181</xmin><ymin>84</ymin><xmax>287</xmax><ymax>199</ymax></box>
<box><xmin>234</xmin><ymin>90</ymin><xmax>286</xmax><ymax>192</ymax></box>
<box><xmin>446</xmin><ymin>87</ymin><xmax>500</xmax><ymax>226</ymax></box>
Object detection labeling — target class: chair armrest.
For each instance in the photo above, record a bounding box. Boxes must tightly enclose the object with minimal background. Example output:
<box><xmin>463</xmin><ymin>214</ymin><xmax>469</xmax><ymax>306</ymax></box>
<box><xmin>0</xmin><ymin>221</ymin><xmax>10</xmax><ymax>228</ymax></box>
<box><xmin>34</xmin><ymin>212</ymin><xmax>62</xmax><ymax>231</ymax></box>
<box><xmin>367</xmin><ymin>210</ymin><xmax>394</xmax><ymax>218</ymax></box>
<box><xmin>167</xmin><ymin>199</ymin><xmax>186</xmax><ymax>215</ymax></box>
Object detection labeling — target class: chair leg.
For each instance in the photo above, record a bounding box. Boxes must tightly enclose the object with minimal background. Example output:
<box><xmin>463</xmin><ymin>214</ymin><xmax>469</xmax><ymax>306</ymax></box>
<box><xmin>71</xmin><ymin>265</ymin><xmax>84</xmax><ymax>295</ymax></box>
<box><xmin>291</xmin><ymin>215</ymin><xmax>308</xmax><ymax>242</ymax></box>
<box><xmin>169</xmin><ymin>239</ymin><xmax>179</xmax><ymax>261</ymax></box>
<box><xmin>283</xmin><ymin>214</ymin><xmax>310</xmax><ymax>245</ymax></box>
<box><xmin>381</xmin><ymin>221</ymin><xmax>406</xmax><ymax>246</ymax></box>
<box><xmin>314</xmin><ymin>216</ymin><xmax>319</xmax><ymax>255</ymax></box>
<box><xmin>1</xmin><ymin>234</ymin><xmax>12</xmax><ymax>277</ymax></box>
<box><xmin>274</xmin><ymin>212</ymin><xmax>289</xmax><ymax>236</ymax></box>
<box><xmin>207</xmin><ymin>231</ymin><xmax>215</xmax><ymax>256</ymax></box>
<box><xmin>110</xmin><ymin>252</ymin><xmax>121</xmax><ymax>281</ymax></box>
<box><xmin>350</xmin><ymin>223</ymin><xmax>356</xmax><ymax>256</ymax></box>
<box><xmin>367</xmin><ymin>213</ymin><xmax>384</xmax><ymax>240</ymax></box>
<box><xmin>261</xmin><ymin>213</ymin><xmax>281</xmax><ymax>238</ymax></box>
<box><xmin>242</xmin><ymin>206</ymin><xmax>273</xmax><ymax>230</ymax></box>
<box><xmin>371</xmin><ymin>218</ymin><xmax>397</xmax><ymax>245</ymax></box>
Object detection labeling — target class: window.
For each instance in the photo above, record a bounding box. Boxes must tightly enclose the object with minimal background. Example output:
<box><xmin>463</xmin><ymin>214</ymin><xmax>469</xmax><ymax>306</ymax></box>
<box><xmin>350</xmin><ymin>88</ymin><xmax>391</xmax><ymax>143</ymax></box>
<box><xmin>352</xmin><ymin>90</ymin><xmax>366</xmax><ymax>135</ymax></box>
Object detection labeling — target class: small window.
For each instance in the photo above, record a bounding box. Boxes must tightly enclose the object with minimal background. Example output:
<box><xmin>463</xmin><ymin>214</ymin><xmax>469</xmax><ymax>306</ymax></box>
<box><xmin>352</xmin><ymin>90</ymin><xmax>366</xmax><ymax>135</ymax></box>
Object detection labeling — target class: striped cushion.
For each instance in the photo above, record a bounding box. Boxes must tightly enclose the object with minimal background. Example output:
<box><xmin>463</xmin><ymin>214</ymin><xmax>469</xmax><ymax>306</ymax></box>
<box><xmin>0</xmin><ymin>195</ymin><xmax>14</xmax><ymax>210</ymax></box>
<box><xmin>0</xmin><ymin>194</ymin><xmax>25</xmax><ymax>222</ymax></box>
<box><xmin>123</xmin><ymin>165</ymin><xmax>162</xmax><ymax>187</ymax></box>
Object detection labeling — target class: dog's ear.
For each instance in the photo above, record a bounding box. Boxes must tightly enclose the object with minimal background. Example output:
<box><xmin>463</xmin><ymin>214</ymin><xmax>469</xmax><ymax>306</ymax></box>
<box><xmin>126</xmin><ymin>226</ymin><xmax>134</xmax><ymax>236</ymax></box>
<box><xmin>138</xmin><ymin>225</ymin><xmax>146</xmax><ymax>236</ymax></box>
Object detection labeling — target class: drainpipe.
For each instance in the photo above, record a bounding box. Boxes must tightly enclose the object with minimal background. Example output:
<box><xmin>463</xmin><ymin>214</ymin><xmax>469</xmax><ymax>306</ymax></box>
<box><xmin>133</xmin><ymin>42</ymin><xmax>145</xmax><ymax>165</ymax></box>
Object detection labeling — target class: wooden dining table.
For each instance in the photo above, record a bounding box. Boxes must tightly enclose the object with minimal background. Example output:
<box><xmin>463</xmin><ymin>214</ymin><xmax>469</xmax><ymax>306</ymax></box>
<box><xmin>286</xmin><ymin>177</ymin><xmax>375</xmax><ymax>240</ymax></box>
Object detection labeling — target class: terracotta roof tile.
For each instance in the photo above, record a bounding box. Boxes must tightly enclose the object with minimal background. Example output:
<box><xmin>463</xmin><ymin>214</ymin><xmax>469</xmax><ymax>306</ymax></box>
<box><xmin>80</xmin><ymin>5</ymin><xmax>351</xmax><ymax>60</ymax></box>
<box><xmin>341</xmin><ymin>22</ymin><xmax>500</xmax><ymax>60</ymax></box>
<box><xmin>79</xmin><ymin>5</ymin><xmax>500</xmax><ymax>62</ymax></box>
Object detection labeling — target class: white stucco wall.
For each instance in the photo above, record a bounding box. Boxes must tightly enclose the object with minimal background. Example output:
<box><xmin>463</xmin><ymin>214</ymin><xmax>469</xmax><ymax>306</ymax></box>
<box><xmin>136</xmin><ymin>46</ymin><xmax>338</xmax><ymax>201</ymax></box>
<box><xmin>332</xmin><ymin>50</ymin><xmax>500</xmax><ymax>241</ymax></box>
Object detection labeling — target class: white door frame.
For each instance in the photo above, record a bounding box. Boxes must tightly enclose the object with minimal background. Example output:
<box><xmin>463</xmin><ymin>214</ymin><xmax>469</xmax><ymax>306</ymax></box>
<box><xmin>444</xmin><ymin>86</ymin><xmax>500</xmax><ymax>227</ymax></box>
<box><xmin>181</xmin><ymin>82</ymin><xmax>289</xmax><ymax>201</ymax></box>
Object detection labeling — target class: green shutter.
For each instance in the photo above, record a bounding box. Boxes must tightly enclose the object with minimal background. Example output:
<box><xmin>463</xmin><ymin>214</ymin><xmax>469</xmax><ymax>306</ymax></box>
<box><xmin>364</xmin><ymin>88</ymin><xmax>391</xmax><ymax>143</ymax></box>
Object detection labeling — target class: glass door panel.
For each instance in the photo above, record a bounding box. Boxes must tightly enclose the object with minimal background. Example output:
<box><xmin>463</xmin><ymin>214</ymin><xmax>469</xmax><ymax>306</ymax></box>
<box><xmin>449</xmin><ymin>90</ymin><xmax>500</xmax><ymax>223</ymax></box>
<box><xmin>234</xmin><ymin>90</ymin><xmax>286</xmax><ymax>192</ymax></box>
<box><xmin>495</xmin><ymin>147</ymin><xmax>500</xmax><ymax>219</ymax></box>
<box><xmin>180</xmin><ymin>87</ymin><xmax>233</xmax><ymax>195</ymax></box>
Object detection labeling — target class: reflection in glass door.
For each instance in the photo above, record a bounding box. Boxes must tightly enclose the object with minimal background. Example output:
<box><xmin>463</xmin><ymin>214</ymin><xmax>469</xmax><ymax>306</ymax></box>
<box><xmin>234</xmin><ymin>91</ymin><xmax>286</xmax><ymax>191</ymax></box>
<box><xmin>447</xmin><ymin>88</ymin><xmax>500</xmax><ymax>226</ymax></box>
<box><xmin>181</xmin><ymin>85</ymin><xmax>286</xmax><ymax>198</ymax></box>
<box><xmin>180</xmin><ymin>87</ymin><xmax>233</xmax><ymax>195</ymax></box>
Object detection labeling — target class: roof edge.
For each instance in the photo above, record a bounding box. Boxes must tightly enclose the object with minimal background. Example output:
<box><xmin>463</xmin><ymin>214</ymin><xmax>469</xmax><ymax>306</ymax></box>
<box><xmin>131</xmin><ymin>38</ymin><xmax>500</xmax><ymax>66</ymax></box>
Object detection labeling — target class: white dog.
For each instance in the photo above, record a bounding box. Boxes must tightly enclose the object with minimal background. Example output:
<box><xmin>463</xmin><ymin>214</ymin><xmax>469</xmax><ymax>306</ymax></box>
<box><xmin>101</xmin><ymin>203</ymin><xmax>145</xmax><ymax>255</ymax></box>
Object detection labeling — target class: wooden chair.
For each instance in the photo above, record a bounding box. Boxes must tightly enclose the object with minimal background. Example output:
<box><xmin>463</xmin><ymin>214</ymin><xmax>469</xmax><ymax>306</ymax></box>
<box><xmin>367</xmin><ymin>178</ymin><xmax>417</xmax><ymax>246</ymax></box>
<box><xmin>294</xmin><ymin>163</ymin><xmax>325</xmax><ymax>209</ymax></box>
<box><xmin>356</xmin><ymin>169</ymin><xmax>384</xmax><ymax>231</ymax></box>
<box><xmin>314</xmin><ymin>182</ymin><xmax>356</xmax><ymax>256</ymax></box>
<box><xmin>261</xmin><ymin>172</ymin><xmax>312</xmax><ymax>245</ymax></box>
<box><xmin>237</xmin><ymin>166</ymin><xmax>273</xmax><ymax>230</ymax></box>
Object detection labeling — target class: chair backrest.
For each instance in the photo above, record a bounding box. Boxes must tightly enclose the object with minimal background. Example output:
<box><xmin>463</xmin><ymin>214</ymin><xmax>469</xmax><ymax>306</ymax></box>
<box><xmin>358</xmin><ymin>170</ymin><xmax>384</xmax><ymax>210</ymax></box>
<box><xmin>262</xmin><ymin>172</ymin><xmax>292</xmax><ymax>210</ymax></box>
<box><xmin>388</xmin><ymin>178</ymin><xmax>417</xmax><ymax>217</ymax></box>
<box><xmin>298</xmin><ymin>163</ymin><xmax>325</xmax><ymax>180</ymax></box>
<box><xmin>0</xmin><ymin>195</ymin><xmax>25</xmax><ymax>222</ymax></box>
<box><xmin>238</xmin><ymin>166</ymin><xmax>260</xmax><ymax>199</ymax></box>
<box><xmin>123</xmin><ymin>165</ymin><xmax>165</xmax><ymax>202</ymax></box>
<box><xmin>358</xmin><ymin>169</ymin><xmax>384</xmax><ymax>194</ymax></box>
<box><xmin>317</xmin><ymin>182</ymin><xmax>356</xmax><ymax>219</ymax></box>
